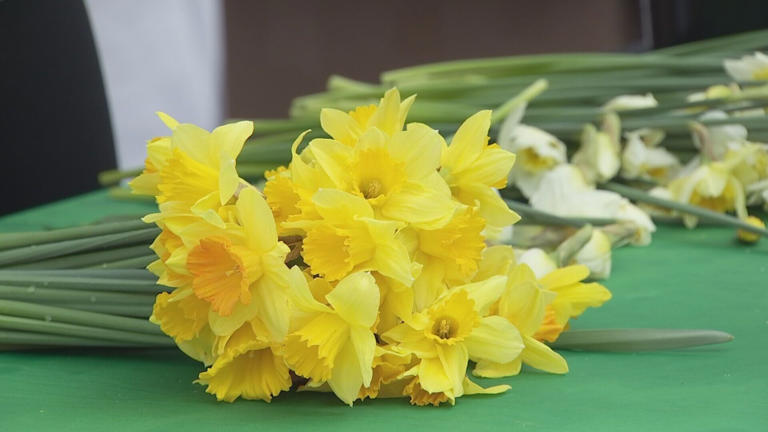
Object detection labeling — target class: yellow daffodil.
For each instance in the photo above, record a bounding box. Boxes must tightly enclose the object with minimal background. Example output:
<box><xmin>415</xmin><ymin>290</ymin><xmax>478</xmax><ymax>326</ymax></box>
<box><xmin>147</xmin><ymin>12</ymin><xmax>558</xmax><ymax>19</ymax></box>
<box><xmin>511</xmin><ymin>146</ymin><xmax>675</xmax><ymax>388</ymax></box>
<box><xmin>185</xmin><ymin>187</ymin><xmax>292</xmax><ymax>340</ymax></box>
<box><xmin>668</xmin><ymin>155</ymin><xmax>748</xmax><ymax>228</ymax></box>
<box><xmin>383</xmin><ymin>277</ymin><xmax>524</xmax><ymax>400</ymax></box>
<box><xmin>724</xmin><ymin>52</ymin><xmax>768</xmax><ymax>81</ymax></box>
<box><xmin>358</xmin><ymin>345</ymin><xmax>414</xmax><ymax>400</ymax></box>
<box><xmin>534</xmin><ymin>265</ymin><xmax>612</xmax><ymax>343</ymax></box>
<box><xmin>305</xmin><ymin>123</ymin><xmax>456</xmax><ymax>229</ymax></box>
<box><xmin>130</xmin><ymin>112</ymin><xmax>253</xmax><ymax>229</ymax></box>
<box><xmin>283</xmin><ymin>269</ymin><xmax>379</xmax><ymax>405</ymax></box>
<box><xmin>400</xmin><ymin>370</ymin><xmax>510</xmax><ymax>406</ymax></box>
<box><xmin>411</xmin><ymin>206</ymin><xmax>487</xmax><ymax>311</ymax></box>
<box><xmin>285</xmin><ymin>188</ymin><xmax>414</xmax><ymax>285</ymax></box>
<box><xmin>440</xmin><ymin>110</ymin><xmax>520</xmax><ymax>236</ymax></box>
<box><xmin>320</xmin><ymin>88</ymin><xmax>415</xmax><ymax>146</ymax></box>
<box><xmin>197</xmin><ymin>321</ymin><xmax>291</xmax><ymax>402</ymax></box>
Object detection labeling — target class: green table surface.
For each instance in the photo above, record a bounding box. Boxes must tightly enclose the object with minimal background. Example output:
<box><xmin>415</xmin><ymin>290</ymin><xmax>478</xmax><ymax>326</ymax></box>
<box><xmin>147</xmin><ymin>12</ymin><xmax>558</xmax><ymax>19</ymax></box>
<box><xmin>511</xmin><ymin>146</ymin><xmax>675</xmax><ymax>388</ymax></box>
<box><xmin>0</xmin><ymin>190</ymin><xmax>766</xmax><ymax>431</ymax></box>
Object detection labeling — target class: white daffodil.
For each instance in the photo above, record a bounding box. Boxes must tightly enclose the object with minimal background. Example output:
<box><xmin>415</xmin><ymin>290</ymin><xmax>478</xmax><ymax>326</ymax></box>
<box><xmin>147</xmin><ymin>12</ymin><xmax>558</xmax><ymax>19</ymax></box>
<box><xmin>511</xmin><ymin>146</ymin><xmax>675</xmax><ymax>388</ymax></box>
<box><xmin>621</xmin><ymin>129</ymin><xmax>680</xmax><ymax>183</ymax></box>
<box><xmin>686</xmin><ymin>84</ymin><xmax>741</xmax><ymax>104</ymax></box>
<box><xmin>572</xmin><ymin>113</ymin><xmax>621</xmax><ymax>184</ymax></box>
<box><xmin>724</xmin><ymin>52</ymin><xmax>768</xmax><ymax>81</ymax></box>
<box><xmin>602</xmin><ymin>93</ymin><xmax>657</xmax><ymax>112</ymax></box>
<box><xmin>668</xmin><ymin>149</ymin><xmax>751</xmax><ymax>228</ymax></box>
<box><xmin>499</xmin><ymin>105</ymin><xmax>567</xmax><ymax>197</ymax></box>
<box><xmin>530</xmin><ymin>164</ymin><xmax>656</xmax><ymax>245</ymax></box>
<box><xmin>514</xmin><ymin>248</ymin><xmax>557</xmax><ymax>279</ymax></box>
<box><xmin>572</xmin><ymin>229</ymin><xmax>612</xmax><ymax>280</ymax></box>
<box><xmin>691</xmin><ymin>110</ymin><xmax>748</xmax><ymax>161</ymax></box>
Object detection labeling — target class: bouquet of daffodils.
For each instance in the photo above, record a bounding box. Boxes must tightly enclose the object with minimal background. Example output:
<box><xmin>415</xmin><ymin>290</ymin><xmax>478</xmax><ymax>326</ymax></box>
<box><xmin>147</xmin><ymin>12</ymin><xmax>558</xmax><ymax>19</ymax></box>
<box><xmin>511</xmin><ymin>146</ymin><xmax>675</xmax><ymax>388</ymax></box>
<box><xmin>131</xmin><ymin>89</ymin><xmax>612</xmax><ymax>405</ymax></box>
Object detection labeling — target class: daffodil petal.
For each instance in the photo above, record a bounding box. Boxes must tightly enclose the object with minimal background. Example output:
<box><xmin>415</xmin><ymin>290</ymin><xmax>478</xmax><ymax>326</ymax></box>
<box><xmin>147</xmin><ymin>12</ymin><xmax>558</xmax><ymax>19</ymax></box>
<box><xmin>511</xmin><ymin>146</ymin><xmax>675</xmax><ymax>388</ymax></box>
<box><xmin>326</xmin><ymin>272</ymin><xmax>380</xmax><ymax>328</ymax></box>
<box><xmin>437</xmin><ymin>343</ymin><xmax>468</xmax><ymax>397</ymax></box>
<box><xmin>211</xmin><ymin>120</ymin><xmax>253</xmax><ymax>159</ymax></box>
<box><xmin>443</xmin><ymin>110</ymin><xmax>492</xmax><ymax>173</ymax></box>
<box><xmin>472</xmin><ymin>358</ymin><xmax>522</xmax><ymax>378</ymax></box>
<box><xmin>320</xmin><ymin>108</ymin><xmax>362</xmax><ymax>146</ymax></box>
<box><xmin>465</xmin><ymin>316</ymin><xmax>524</xmax><ymax>364</ymax></box>
<box><xmin>327</xmin><ymin>341</ymin><xmax>364</xmax><ymax>406</ymax></box>
<box><xmin>236</xmin><ymin>187</ymin><xmax>278</xmax><ymax>252</ymax></box>
<box><xmin>521</xmin><ymin>335</ymin><xmax>568</xmax><ymax>374</ymax></box>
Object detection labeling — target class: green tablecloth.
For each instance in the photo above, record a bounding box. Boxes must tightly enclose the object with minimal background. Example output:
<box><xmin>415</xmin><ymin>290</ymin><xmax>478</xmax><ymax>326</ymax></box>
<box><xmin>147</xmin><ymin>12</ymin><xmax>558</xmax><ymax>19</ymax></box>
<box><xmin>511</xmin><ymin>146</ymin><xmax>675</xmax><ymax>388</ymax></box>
<box><xmin>1</xmin><ymin>191</ymin><xmax>766</xmax><ymax>431</ymax></box>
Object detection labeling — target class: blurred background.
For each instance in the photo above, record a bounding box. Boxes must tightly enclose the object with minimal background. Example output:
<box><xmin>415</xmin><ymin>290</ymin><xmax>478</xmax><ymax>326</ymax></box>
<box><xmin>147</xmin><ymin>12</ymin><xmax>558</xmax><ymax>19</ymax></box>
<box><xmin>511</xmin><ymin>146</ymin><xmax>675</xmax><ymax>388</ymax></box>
<box><xmin>1</xmin><ymin>0</ymin><xmax>767</xmax><ymax>215</ymax></box>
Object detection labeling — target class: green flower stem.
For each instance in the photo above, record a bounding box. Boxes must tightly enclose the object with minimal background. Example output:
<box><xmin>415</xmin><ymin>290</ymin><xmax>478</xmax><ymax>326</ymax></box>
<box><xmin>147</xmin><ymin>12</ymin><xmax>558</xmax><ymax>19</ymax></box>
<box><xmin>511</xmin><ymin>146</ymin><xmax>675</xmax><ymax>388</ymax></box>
<box><xmin>0</xmin><ymin>299</ymin><xmax>162</xmax><ymax>336</ymax></box>
<box><xmin>108</xmin><ymin>187</ymin><xmax>155</xmax><ymax>202</ymax></box>
<box><xmin>490</xmin><ymin>79</ymin><xmax>549</xmax><ymax>125</ymax></box>
<box><xmin>603</xmin><ymin>182</ymin><xmax>768</xmax><ymax>237</ymax></box>
<box><xmin>0</xmin><ymin>228</ymin><xmax>158</xmax><ymax>267</ymax></box>
<box><xmin>0</xmin><ymin>314</ymin><xmax>169</xmax><ymax>345</ymax></box>
<box><xmin>504</xmin><ymin>198</ymin><xmax>616</xmax><ymax>227</ymax></box>
<box><xmin>0</xmin><ymin>270</ymin><xmax>162</xmax><ymax>293</ymax></box>
<box><xmin>90</xmin><ymin>255</ymin><xmax>156</xmax><ymax>270</ymax></box>
<box><xmin>0</xmin><ymin>219</ymin><xmax>148</xmax><ymax>251</ymax></box>
<box><xmin>654</xmin><ymin>29</ymin><xmax>768</xmax><ymax>56</ymax></box>
<box><xmin>8</xmin><ymin>245</ymin><xmax>152</xmax><ymax>270</ymax></box>
<box><xmin>549</xmin><ymin>328</ymin><xmax>733</xmax><ymax>352</ymax></box>
<box><xmin>0</xmin><ymin>285</ymin><xmax>155</xmax><ymax>305</ymax></box>
<box><xmin>45</xmin><ymin>303</ymin><xmax>152</xmax><ymax>318</ymax></box>
<box><xmin>98</xmin><ymin>167</ymin><xmax>143</xmax><ymax>187</ymax></box>
<box><xmin>0</xmin><ymin>329</ymin><xmax>171</xmax><ymax>348</ymax></box>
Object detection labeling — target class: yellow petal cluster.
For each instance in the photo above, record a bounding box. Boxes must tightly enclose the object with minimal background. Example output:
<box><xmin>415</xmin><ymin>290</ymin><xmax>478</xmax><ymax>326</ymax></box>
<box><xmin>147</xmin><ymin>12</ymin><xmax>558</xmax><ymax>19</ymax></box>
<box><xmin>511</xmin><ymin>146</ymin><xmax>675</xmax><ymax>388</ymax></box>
<box><xmin>134</xmin><ymin>89</ymin><xmax>611</xmax><ymax>407</ymax></box>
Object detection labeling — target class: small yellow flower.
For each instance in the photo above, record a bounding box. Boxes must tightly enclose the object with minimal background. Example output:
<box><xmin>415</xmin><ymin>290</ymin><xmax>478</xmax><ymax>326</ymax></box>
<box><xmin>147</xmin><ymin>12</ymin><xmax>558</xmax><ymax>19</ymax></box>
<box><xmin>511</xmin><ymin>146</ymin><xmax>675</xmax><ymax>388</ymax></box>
<box><xmin>384</xmin><ymin>277</ymin><xmax>523</xmax><ymax>399</ymax></box>
<box><xmin>440</xmin><ymin>110</ymin><xmax>520</xmax><ymax>236</ymax></box>
<box><xmin>737</xmin><ymin>215</ymin><xmax>765</xmax><ymax>244</ymax></box>
<box><xmin>283</xmin><ymin>269</ymin><xmax>379</xmax><ymax>405</ymax></box>
<box><xmin>305</xmin><ymin>123</ymin><xmax>456</xmax><ymax>229</ymax></box>
<box><xmin>287</xmin><ymin>189</ymin><xmax>414</xmax><ymax>285</ymax></box>
<box><xmin>320</xmin><ymin>88</ymin><xmax>415</xmax><ymax>146</ymax></box>
<box><xmin>472</xmin><ymin>256</ymin><xmax>568</xmax><ymax>378</ymax></box>
<box><xmin>534</xmin><ymin>265</ymin><xmax>612</xmax><ymax>343</ymax></box>
<box><xmin>197</xmin><ymin>322</ymin><xmax>291</xmax><ymax>402</ymax></box>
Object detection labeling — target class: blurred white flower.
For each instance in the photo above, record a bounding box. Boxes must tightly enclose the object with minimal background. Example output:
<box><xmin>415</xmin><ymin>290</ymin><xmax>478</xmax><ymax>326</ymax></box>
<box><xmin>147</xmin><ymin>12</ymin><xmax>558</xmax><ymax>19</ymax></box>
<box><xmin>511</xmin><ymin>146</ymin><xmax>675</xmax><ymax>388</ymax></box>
<box><xmin>499</xmin><ymin>105</ymin><xmax>567</xmax><ymax>197</ymax></box>
<box><xmin>691</xmin><ymin>110</ymin><xmax>748</xmax><ymax>161</ymax></box>
<box><xmin>572</xmin><ymin>114</ymin><xmax>621</xmax><ymax>184</ymax></box>
<box><xmin>602</xmin><ymin>93</ymin><xmax>657</xmax><ymax>112</ymax></box>
<box><xmin>621</xmin><ymin>129</ymin><xmax>680</xmax><ymax>183</ymax></box>
<box><xmin>572</xmin><ymin>229</ymin><xmax>612</xmax><ymax>280</ymax></box>
<box><xmin>515</xmin><ymin>248</ymin><xmax>557</xmax><ymax>279</ymax></box>
<box><xmin>530</xmin><ymin>164</ymin><xmax>656</xmax><ymax>245</ymax></box>
<box><xmin>724</xmin><ymin>52</ymin><xmax>768</xmax><ymax>81</ymax></box>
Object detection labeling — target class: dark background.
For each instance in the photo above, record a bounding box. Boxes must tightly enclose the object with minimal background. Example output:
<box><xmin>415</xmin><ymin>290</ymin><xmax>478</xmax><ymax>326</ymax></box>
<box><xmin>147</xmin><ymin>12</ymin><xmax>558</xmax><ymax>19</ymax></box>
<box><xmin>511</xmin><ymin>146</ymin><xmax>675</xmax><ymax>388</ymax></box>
<box><xmin>2</xmin><ymin>0</ymin><xmax>768</xmax><ymax>216</ymax></box>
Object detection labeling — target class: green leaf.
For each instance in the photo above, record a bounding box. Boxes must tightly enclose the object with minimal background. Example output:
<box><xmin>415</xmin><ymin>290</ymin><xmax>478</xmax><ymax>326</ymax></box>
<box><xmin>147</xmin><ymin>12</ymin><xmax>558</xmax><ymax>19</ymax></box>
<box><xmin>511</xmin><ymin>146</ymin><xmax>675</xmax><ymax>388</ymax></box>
<box><xmin>549</xmin><ymin>328</ymin><xmax>734</xmax><ymax>352</ymax></box>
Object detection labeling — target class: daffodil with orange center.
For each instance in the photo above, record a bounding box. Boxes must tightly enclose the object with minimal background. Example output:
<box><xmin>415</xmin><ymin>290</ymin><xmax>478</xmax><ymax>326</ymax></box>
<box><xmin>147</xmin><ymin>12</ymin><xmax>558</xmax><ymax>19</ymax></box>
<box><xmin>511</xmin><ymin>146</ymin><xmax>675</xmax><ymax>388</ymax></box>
<box><xmin>534</xmin><ymin>265</ymin><xmax>612</xmax><ymax>343</ymax></box>
<box><xmin>440</xmin><ymin>110</ymin><xmax>520</xmax><ymax>237</ymax></box>
<box><xmin>283</xmin><ymin>269</ymin><xmax>379</xmax><ymax>405</ymax></box>
<box><xmin>469</xmin><ymin>248</ymin><xmax>568</xmax><ymax>377</ymax></box>
<box><xmin>383</xmin><ymin>276</ymin><xmax>523</xmax><ymax>400</ymax></box>
<box><xmin>184</xmin><ymin>187</ymin><xmax>291</xmax><ymax>340</ymax></box>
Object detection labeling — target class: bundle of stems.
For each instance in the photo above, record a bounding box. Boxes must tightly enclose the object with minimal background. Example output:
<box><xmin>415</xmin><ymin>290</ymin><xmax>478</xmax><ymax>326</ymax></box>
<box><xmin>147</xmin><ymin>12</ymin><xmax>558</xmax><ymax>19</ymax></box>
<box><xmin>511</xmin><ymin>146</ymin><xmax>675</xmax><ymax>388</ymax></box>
<box><xmin>0</xmin><ymin>220</ymin><xmax>171</xmax><ymax>349</ymax></box>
